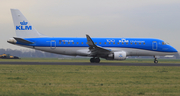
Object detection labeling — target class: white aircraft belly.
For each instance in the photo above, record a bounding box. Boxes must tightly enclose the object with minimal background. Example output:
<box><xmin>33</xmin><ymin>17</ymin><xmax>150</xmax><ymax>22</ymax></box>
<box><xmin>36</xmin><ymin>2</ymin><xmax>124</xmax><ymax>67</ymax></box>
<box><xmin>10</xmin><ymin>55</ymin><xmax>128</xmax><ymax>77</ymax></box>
<box><xmin>34</xmin><ymin>46</ymin><xmax>175</xmax><ymax>57</ymax></box>
<box><xmin>107</xmin><ymin>47</ymin><xmax>176</xmax><ymax>56</ymax></box>
<box><xmin>34</xmin><ymin>47</ymin><xmax>89</xmax><ymax>56</ymax></box>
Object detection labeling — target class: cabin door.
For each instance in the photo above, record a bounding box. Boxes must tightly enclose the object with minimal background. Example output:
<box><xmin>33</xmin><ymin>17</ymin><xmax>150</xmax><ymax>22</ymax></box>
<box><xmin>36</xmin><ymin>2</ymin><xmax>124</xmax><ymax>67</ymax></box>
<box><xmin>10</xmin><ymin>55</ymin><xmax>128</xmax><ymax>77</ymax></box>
<box><xmin>50</xmin><ymin>40</ymin><xmax>56</xmax><ymax>49</ymax></box>
<box><xmin>152</xmin><ymin>41</ymin><xmax>157</xmax><ymax>50</ymax></box>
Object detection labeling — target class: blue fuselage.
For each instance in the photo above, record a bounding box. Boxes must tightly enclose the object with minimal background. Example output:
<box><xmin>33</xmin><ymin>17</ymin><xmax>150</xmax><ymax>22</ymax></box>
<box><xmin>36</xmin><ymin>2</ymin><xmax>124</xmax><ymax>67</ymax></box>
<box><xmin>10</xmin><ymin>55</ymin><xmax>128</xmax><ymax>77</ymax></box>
<box><xmin>20</xmin><ymin>37</ymin><xmax>177</xmax><ymax>53</ymax></box>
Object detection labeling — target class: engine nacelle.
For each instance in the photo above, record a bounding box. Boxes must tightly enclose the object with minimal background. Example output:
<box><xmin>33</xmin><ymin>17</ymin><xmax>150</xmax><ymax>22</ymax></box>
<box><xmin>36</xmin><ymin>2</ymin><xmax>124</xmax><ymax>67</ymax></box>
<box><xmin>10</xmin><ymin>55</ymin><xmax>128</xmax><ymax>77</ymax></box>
<box><xmin>107</xmin><ymin>51</ymin><xmax>126</xmax><ymax>60</ymax></box>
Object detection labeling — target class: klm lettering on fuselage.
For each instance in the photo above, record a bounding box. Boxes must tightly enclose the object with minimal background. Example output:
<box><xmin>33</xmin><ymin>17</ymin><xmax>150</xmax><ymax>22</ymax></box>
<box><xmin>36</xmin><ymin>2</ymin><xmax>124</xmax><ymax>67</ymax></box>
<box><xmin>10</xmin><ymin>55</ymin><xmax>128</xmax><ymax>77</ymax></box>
<box><xmin>16</xmin><ymin>21</ymin><xmax>32</xmax><ymax>30</ymax></box>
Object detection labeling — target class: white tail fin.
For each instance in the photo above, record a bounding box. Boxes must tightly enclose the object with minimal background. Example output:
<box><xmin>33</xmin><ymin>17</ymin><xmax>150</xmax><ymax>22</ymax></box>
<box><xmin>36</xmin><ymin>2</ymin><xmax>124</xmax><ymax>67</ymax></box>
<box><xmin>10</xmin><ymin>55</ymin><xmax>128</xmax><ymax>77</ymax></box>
<box><xmin>11</xmin><ymin>9</ymin><xmax>46</xmax><ymax>38</ymax></box>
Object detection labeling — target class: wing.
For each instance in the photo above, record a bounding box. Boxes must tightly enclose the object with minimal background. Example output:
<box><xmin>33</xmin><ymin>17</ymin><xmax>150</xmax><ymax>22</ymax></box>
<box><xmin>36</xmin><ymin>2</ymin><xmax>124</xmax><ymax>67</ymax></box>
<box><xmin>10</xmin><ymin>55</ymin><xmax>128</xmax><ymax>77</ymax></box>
<box><xmin>86</xmin><ymin>34</ymin><xmax>111</xmax><ymax>57</ymax></box>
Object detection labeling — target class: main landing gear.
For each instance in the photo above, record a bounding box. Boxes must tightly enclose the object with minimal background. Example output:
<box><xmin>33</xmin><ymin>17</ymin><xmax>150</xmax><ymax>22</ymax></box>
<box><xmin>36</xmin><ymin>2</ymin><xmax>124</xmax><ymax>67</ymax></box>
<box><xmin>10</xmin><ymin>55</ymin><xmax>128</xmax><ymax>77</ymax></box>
<box><xmin>154</xmin><ymin>56</ymin><xmax>158</xmax><ymax>64</ymax></box>
<box><xmin>90</xmin><ymin>57</ymin><xmax>100</xmax><ymax>63</ymax></box>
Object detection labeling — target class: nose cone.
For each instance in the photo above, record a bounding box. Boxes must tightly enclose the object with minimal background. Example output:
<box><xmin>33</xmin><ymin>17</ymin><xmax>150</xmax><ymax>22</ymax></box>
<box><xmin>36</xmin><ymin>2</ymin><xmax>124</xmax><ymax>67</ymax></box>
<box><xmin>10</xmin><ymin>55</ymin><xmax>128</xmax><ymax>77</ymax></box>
<box><xmin>170</xmin><ymin>46</ymin><xmax>178</xmax><ymax>53</ymax></box>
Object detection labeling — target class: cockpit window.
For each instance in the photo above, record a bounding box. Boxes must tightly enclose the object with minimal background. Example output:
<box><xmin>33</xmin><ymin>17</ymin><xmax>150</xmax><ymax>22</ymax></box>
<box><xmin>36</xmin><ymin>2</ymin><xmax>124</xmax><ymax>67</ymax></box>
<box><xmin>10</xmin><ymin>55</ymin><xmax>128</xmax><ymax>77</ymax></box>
<box><xmin>162</xmin><ymin>42</ymin><xmax>165</xmax><ymax>45</ymax></box>
<box><xmin>162</xmin><ymin>42</ymin><xmax>169</xmax><ymax>45</ymax></box>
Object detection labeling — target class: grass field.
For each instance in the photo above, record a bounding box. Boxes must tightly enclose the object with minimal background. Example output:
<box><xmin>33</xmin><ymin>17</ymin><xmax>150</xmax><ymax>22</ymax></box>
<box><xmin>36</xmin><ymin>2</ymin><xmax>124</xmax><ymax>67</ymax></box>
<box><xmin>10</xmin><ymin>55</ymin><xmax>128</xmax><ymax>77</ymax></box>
<box><xmin>1</xmin><ymin>58</ymin><xmax>180</xmax><ymax>64</ymax></box>
<box><xmin>0</xmin><ymin>63</ymin><xmax>180</xmax><ymax>96</ymax></box>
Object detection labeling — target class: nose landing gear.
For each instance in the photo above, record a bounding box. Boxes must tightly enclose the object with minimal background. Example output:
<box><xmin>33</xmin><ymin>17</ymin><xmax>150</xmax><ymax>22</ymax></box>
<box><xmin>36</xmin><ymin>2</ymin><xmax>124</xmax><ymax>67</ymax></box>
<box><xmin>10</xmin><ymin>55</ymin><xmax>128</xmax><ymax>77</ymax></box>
<box><xmin>154</xmin><ymin>56</ymin><xmax>158</xmax><ymax>64</ymax></box>
<box><xmin>90</xmin><ymin>57</ymin><xmax>100</xmax><ymax>63</ymax></box>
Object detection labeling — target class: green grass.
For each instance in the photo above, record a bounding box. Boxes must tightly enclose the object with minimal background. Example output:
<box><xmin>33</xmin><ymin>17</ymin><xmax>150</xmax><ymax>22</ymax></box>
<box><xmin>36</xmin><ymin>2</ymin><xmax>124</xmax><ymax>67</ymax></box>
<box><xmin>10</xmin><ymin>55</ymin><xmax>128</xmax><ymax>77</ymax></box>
<box><xmin>0</xmin><ymin>65</ymin><xmax>180</xmax><ymax>96</ymax></box>
<box><xmin>1</xmin><ymin>58</ymin><xmax>180</xmax><ymax>63</ymax></box>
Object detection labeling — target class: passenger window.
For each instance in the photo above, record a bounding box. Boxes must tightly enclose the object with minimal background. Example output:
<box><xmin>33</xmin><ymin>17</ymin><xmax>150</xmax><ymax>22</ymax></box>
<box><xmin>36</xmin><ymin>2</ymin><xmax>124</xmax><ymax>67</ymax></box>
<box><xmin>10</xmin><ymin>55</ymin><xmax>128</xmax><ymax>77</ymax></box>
<box><xmin>109</xmin><ymin>42</ymin><xmax>111</xmax><ymax>44</ymax></box>
<box><xmin>99</xmin><ymin>42</ymin><xmax>101</xmax><ymax>44</ymax></box>
<box><xmin>122</xmin><ymin>42</ymin><xmax>124</xmax><ymax>44</ymax></box>
<box><xmin>126</xmin><ymin>42</ymin><xmax>128</xmax><ymax>44</ymax></box>
<box><xmin>77</xmin><ymin>42</ymin><xmax>79</xmax><ymax>44</ymax></box>
<box><xmin>86</xmin><ymin>42</ymin><xmax>88</xmax><ymax>44</ymax></box>
<box><xmin>135</xmin><ymin>42</ymin><xmax>137</xmax><ymax>45</ymax></box>
<box><xmin>139</xmin><ymin>42</ymin><xmax>141</xmax><ymax>45</ymax></box>
<box><xmin>81</xmin><ymin>42</ymin><xmax>83</xmax><ymax>44</ymax></box>
<box><xmin>130</xmin><ymin>42</ymin><xmax>132</xmax><ymax>45</ymax></box>
<box><xmin>117</xmin><ymin>42</ymin><xmax>120</xmax><ymax>44</ymax></box>
<box><xmin>68</xmin><ymin>42</ymin><xmax>70</xmax><ymax>44</ymax></box>
<box><xmin>59</xmin><ymin>40</ymin><xmax>62</xmax><ymax>44</ymax></box>
<box><xmin>72</xmin><ymin>42</ymin><xmax>74</xmax><ymax>44</ymax></box>
<box><xmin>95</xmin><ymin>42</ymin><xmax>97</xmax><ymax>44</ymax></box>
<box><xmin>63</xmin><ymin>42</ymin><xmax>65</xmax><ymax>44</ymax></box>
<box><xmin>104</xmin><ymin>42</ymin><xmax>107</xmax><ymax>44</ymax></box>
<box><xmin>113</xmin><ymin>42</ymin><xmax>115</xmax><ymax>44</ymax></box>
<box><xmin>143</xmin><ymin>42</ymin><xmax>145</xmax><ymax>45</ymax></box>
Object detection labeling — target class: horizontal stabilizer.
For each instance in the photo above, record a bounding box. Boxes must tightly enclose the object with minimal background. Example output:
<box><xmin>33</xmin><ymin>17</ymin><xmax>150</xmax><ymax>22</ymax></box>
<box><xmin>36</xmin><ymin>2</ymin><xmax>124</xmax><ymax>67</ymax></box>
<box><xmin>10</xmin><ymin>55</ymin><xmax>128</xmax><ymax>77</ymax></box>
<box><xmin>13</xmin><ymin>37</ymin><xmax>34</xmax><ymax>44</ymax></box>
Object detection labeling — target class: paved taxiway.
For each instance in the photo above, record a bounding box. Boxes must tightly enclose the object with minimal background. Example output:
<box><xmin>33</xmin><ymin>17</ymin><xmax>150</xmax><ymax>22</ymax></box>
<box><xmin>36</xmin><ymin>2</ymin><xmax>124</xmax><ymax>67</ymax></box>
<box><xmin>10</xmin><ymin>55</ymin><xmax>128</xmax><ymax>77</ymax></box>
<box><xmin>0</xmin><ymin>62</ymin><xmax>180</xmax><ymax>66</ymax></box>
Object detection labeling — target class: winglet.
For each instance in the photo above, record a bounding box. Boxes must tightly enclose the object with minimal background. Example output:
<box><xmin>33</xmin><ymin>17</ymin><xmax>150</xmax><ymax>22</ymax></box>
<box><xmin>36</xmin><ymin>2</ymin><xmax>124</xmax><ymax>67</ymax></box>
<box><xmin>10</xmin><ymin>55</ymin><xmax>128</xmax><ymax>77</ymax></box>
<box><xmin>85</xmin><ymin>35</ymin><xmax>111</xmax><ymax>55</ymax></box>
<box><xmin>86</xmin><ymin>34</ymin><xmax>96</xmax><ymax>48</ymax></box>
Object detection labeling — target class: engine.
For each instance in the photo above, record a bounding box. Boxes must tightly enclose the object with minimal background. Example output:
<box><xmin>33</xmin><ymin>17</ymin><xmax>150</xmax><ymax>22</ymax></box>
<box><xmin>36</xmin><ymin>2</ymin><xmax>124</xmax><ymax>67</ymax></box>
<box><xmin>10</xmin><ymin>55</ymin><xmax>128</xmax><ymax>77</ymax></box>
<box><xmin>106</xmin><ymin>51</ymin><xmax>126</xmax><ymax>60</ymax></box>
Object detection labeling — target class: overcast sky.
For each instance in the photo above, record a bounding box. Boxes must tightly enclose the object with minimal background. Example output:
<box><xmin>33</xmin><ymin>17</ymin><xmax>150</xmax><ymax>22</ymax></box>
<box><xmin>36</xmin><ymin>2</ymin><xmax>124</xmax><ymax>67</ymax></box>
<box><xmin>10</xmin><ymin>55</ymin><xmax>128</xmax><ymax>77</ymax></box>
<box><xmin>1</xmin><ymin>0</ymin><xmax>180</xmax><ymax>51</ymax></box>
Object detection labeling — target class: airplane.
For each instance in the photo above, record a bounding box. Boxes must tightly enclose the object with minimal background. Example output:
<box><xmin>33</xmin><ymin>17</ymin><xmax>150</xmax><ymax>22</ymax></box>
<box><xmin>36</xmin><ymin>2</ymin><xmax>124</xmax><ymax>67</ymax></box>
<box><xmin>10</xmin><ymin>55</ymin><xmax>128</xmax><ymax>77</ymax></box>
<box><xmin>7</xmin><ymin>9</ymin><xmax>178</xmax><ymax>63</ymax></box>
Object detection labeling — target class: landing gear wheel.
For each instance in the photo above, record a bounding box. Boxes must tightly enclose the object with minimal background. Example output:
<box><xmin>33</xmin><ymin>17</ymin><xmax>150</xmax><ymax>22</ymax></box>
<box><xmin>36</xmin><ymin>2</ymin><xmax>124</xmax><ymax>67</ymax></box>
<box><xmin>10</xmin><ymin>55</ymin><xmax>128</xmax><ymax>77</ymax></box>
<box><xmin>154</xmin><ymin>60</ymin><xmax>158</xmax><ymax>64</ymax></box>
<box><xmin>90</xmin><ymin>58</ymin><xmax>100</xmax><ymax>63</ymax></box>
<box><xmin>90</xmin><ymin>58</ymin><xmax>95</xmax><ymax>63</ymax></box>
<box><xmin>154</xmin><ymin>56</ymin><xmax>158</xmax><ymax>64</ymax></box>
<box><xmin>95</xmin><ymin>58</ymin><xmax>100</xmax><ymax>63</ymax></box>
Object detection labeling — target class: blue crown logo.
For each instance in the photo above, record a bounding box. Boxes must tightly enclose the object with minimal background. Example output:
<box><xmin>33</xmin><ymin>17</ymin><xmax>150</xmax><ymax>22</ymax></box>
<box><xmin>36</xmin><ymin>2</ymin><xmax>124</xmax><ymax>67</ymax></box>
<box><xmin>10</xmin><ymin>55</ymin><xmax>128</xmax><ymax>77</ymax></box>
<box><xmin>119</xmin><ymin>54</ymin><xmax>123</xmax><ymax>57</ymax></box>
<box><xmin>20</xmin><ymin>21</ymin><xmax>28</xmax><ymax>25</ymax></box>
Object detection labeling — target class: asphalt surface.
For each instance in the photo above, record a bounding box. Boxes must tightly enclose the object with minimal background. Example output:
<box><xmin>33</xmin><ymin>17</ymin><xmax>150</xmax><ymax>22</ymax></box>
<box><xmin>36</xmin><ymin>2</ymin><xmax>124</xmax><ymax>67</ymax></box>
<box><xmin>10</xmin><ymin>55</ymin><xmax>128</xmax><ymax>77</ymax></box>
<box><xmin>0</xmin><ymin>62</ymin><xmax>180</xmax><ymax>66</ymax></box>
